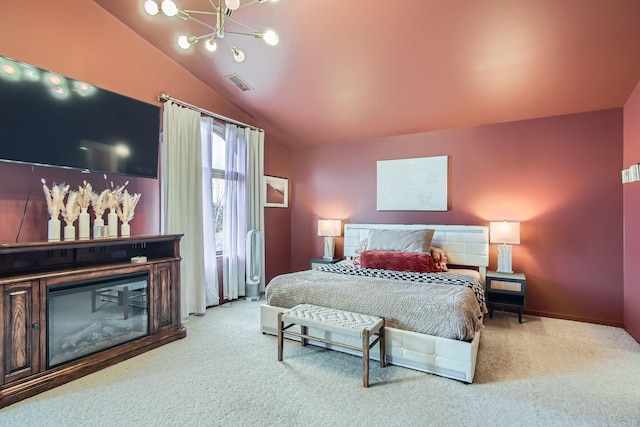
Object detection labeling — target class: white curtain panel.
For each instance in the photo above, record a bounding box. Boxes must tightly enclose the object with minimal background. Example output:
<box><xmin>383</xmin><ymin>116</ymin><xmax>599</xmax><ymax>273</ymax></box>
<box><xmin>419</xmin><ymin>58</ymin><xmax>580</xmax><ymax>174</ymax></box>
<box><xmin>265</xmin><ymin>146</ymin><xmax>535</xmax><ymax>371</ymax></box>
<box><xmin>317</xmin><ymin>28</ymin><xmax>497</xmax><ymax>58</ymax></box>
<box><xmin>200</xmin><ymin>117</ymin><xmax>220</xmax><ymax>307</ymax></box>
<box><xmin>161</xmin><ymin>101</ymin><xmax>208</xmax><ymax>317</ymax></box>
<box><xmin>222</xmin><ymin>124</ymin><xmax>248</xmax><ymax>300</ymax></box>
<box><xmin>247</xmin><ymin>129</ymin><xmax>266</xmax><ymax>292</ymax></box>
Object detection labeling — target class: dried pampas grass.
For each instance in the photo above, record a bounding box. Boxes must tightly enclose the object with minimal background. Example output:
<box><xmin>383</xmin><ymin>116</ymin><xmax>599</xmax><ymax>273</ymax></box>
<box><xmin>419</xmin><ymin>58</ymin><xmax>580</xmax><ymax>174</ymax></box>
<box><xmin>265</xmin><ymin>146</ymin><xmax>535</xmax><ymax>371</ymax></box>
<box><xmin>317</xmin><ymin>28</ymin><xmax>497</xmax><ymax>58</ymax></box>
<box><xmin>77</xmin><ymin>180</ymin><xmax>93</xmax><ymax>210</ymax></box>
<box><xmin>116</xmin><ymin>190</ymin><xmax>142</xmax><ymax>223</ymax></box>
<box><xmin>42</xmin><ymin>181</ymin><xmax>70</xmax><ymax>219</ymax></box>
<box><xmin>106</xmin><ymin>180</ymin><xmax>128</xmax><ymax>211</ymax></box>
<box><xmin>90</xmin><ymin>189</ymin><xmax>111</xmax><ymax>218</ymax></box>
<box><xmin>61</xmin><ymin>191</ymin><xmax>80</xmax><ymax>225</ymax></box>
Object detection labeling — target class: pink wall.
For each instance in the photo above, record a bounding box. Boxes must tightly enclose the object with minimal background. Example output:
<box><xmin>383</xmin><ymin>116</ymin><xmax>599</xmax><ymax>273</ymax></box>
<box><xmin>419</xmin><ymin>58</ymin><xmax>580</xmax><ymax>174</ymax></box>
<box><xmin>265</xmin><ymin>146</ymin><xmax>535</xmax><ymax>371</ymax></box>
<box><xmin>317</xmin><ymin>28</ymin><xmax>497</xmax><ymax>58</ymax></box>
<box><xmin>623</xmin><ymin>82</ymin><xmax>640</xmax><ymax>341</ymax></box>
<box><xmin>0</xmin><ymin>0</ymin><xmax>292</xmax><ymax>280</ymax></box>
<box><xmin>291</xmin><ymin>109</ymin><xmax>624</xmax><ymax>326</ymax></box>
<box><xmin>264</xmin><ymin>139</ymin><xmax>293</xmax><ymax>283</ymax></box>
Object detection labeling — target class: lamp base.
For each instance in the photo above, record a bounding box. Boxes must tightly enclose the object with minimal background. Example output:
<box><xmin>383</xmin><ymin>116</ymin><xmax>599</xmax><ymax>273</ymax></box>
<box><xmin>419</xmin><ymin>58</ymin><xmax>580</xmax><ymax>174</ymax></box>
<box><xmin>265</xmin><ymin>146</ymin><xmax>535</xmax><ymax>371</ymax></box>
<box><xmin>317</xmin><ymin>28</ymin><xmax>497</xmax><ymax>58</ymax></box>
<box><xmin>496</xmin><ymin>244</ymin><xmax>513</xmax><ymax>274</ymax></box>
<box><xmin>323</xmin><ymin>236</ymin><xmax>335</xmax><ymax>259</ymax></box>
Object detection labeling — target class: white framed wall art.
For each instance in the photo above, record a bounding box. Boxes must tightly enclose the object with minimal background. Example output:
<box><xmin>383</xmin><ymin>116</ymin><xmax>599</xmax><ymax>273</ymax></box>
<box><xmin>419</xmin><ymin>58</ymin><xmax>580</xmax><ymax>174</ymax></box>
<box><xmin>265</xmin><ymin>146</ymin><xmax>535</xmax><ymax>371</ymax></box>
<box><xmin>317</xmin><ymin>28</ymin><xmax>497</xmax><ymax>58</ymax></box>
<box><xmin>377</xmin><ymin>155</ymin><xmax>448</xmax><ymax>211</ymax></box>
<box><xmin>264</xmin><ymin>175</ymin><xmax>288</xmax><ymax>208</ymax></box>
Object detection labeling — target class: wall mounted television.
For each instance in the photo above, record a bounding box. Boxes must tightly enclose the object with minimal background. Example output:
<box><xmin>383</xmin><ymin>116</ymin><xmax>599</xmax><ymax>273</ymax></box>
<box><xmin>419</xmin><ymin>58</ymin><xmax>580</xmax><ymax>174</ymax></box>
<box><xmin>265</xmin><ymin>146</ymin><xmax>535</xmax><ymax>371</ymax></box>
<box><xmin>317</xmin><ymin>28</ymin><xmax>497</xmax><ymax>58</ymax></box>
<box><xmin>0</xmin><ymin>55</ymin><xmax>160</xmax><ymax>179</ymax></box>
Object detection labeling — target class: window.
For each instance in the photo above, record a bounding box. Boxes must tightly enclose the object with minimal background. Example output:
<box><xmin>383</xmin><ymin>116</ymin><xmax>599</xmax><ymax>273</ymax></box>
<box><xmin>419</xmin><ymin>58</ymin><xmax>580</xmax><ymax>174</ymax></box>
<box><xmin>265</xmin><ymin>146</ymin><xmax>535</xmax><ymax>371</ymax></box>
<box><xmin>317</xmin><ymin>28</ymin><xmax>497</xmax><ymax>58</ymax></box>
<box><xmin>210</xmin><ymin>131</ymin><xmax>225</xmax><ymax>253</ymax></box>
<box><xmin>202</xmin><ymin>120</ymin><xmax>245</xmax><ymax>261</ymax></box>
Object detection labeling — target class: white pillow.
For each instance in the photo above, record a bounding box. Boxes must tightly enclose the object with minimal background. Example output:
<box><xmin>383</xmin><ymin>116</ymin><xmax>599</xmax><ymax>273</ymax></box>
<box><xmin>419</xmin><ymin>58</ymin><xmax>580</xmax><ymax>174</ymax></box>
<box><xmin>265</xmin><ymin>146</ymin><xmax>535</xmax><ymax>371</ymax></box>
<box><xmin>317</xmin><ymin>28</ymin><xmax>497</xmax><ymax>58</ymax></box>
<box><xmin>366</xmin><ymin>229</ymin><xmax>434</xmax><ymax>253</ymax></box>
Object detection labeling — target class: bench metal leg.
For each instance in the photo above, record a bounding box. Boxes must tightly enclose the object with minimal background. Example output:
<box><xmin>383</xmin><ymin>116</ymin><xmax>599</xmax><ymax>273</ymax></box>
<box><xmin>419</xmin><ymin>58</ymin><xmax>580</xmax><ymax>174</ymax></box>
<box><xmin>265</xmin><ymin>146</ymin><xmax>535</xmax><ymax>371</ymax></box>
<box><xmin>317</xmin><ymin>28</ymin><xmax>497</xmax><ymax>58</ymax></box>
<box><xmin>300</xmin><ymin>325</ymin><xmax>307</xmax><ymax>346</ymax></box>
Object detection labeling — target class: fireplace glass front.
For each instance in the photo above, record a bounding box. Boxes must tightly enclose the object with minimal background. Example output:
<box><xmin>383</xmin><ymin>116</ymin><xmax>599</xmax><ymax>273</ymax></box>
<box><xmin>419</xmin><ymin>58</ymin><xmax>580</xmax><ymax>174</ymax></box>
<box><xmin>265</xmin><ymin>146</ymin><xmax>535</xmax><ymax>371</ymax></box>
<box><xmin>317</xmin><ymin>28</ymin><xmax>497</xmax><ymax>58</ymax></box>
<box><xmin>47</xmin><ymin>272</ymin><xmax>149</xmax><ymax>368</ymax></box>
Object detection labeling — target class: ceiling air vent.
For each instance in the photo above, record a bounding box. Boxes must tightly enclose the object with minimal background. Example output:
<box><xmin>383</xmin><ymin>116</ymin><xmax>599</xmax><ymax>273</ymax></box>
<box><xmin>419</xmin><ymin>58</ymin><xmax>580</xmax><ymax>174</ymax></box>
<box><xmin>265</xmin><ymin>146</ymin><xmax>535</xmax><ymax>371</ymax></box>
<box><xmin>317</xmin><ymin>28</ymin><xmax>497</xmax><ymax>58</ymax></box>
<box><xmin>225</xmin><ymin>74</ymin><xmax>254</xmax><ymax>92</ymax></box>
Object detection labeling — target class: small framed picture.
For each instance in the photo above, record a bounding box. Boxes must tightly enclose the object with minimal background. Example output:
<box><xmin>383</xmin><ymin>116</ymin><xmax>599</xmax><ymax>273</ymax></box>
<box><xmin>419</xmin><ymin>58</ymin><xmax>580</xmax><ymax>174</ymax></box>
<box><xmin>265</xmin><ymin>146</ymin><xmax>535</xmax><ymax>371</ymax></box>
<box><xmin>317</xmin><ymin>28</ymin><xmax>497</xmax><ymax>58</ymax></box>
<box><xmin>264</xmin><ymin>175</ymin><xmax>288</xmax><ymax>208</ymax></box>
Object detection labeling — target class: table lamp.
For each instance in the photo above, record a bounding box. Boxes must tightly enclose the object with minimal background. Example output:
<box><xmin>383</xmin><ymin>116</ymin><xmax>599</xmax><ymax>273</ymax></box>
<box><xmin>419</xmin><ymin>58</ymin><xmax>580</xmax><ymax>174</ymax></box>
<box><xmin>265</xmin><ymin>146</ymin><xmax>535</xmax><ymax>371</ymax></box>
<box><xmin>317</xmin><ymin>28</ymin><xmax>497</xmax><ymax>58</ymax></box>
<box><xmin>318</xmin><ymin>219</ymin><xmax>341</xmax><ymax>259</ymax></box>
<box><xmin>489</xmin><ymin>221</ymin><xmax>520</xmax><ymax>273</ymax></box>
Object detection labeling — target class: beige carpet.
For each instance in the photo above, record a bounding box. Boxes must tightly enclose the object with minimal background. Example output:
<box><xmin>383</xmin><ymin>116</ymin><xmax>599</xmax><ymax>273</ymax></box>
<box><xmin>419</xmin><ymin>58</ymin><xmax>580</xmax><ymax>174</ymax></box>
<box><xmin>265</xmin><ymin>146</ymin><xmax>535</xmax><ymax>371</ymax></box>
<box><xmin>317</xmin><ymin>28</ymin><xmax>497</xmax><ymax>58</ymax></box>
<box><xmin>1</xmin><ymin>299</ymin><xmax>639</xmax><ymax>426</ymax></box>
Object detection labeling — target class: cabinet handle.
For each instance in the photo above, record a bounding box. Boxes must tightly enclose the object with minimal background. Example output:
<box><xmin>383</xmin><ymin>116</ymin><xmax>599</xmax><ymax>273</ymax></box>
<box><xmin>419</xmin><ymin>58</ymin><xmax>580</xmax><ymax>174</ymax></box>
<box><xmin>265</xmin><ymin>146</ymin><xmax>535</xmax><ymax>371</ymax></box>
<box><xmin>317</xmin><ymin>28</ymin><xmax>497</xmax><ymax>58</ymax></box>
<box><xmin>32</xmin><ymin>324</ymin><xmax>40</xmax><ymax>330</ymax></box>
<box><xmin>10</xmin><ymin>290</ymin><xmax>27</xmax><ymax>296</ymax></box>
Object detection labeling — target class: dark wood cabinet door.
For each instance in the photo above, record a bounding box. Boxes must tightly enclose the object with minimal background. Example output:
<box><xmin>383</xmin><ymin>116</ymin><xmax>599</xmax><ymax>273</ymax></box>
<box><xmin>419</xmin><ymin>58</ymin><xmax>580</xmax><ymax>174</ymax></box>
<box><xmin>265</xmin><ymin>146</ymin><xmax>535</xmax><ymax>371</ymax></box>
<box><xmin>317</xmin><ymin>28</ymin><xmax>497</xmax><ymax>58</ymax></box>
<box><xmin>1</xmin><ymin>281</ymin><xmax>40</xmax><ymax>385</ymax></box>
<box><xmin>151</xmin><ymin>262</ymin><xmax>178</xmax><ymax>333</ymax></box>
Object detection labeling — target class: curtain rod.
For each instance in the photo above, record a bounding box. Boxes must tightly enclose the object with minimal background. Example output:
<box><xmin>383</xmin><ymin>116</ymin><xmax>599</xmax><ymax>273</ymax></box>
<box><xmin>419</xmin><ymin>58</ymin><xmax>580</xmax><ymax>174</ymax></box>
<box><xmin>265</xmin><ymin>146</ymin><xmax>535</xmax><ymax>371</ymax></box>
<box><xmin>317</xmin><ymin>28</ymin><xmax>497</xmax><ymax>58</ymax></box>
<box><xmin>157</xmin><ymin>92</ymin><xmax>264</xmax><ymax>132</ymax></box>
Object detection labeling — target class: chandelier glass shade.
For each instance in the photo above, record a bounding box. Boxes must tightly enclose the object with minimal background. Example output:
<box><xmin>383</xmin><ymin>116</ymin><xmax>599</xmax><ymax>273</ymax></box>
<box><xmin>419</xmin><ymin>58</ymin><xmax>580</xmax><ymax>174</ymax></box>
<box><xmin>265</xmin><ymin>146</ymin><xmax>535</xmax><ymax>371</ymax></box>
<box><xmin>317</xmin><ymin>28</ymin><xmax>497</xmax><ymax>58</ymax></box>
<box><xmin>143</xmin><ymin>0</ymin><xmax>279</xmax><ymax>63</ymax></box>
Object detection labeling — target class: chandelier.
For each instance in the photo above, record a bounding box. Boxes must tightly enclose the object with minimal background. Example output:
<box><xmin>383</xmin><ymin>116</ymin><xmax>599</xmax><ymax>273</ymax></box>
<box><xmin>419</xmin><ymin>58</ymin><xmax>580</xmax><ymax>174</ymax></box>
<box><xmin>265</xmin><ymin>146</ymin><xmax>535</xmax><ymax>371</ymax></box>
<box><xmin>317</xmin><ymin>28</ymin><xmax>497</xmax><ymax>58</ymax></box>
<box><xmin>143</xmin><ymin>0</ymin><xmax>279</xmax><ymax>63</ymax></box>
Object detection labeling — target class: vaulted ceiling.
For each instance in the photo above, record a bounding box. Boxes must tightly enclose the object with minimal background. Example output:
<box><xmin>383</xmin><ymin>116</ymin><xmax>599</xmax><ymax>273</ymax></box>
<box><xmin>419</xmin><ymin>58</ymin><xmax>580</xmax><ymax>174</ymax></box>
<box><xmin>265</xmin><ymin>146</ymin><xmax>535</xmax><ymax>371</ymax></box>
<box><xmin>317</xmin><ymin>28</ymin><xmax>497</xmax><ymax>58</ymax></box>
<box><xmin>94</xmin><ymin>0</ymin><xmax>640</xmax><ymax>148</ymax></box>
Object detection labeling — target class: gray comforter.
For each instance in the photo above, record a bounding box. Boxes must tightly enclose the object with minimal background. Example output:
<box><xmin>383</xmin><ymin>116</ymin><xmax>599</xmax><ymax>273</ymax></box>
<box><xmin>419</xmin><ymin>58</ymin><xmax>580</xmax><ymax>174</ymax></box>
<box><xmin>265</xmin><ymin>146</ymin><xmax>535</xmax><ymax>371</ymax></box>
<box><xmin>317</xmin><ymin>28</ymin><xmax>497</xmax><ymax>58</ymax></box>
<box><xmin>265</xmin><ymin>265</ymin><xmax>486</xmax><ymax>341</ymax></box>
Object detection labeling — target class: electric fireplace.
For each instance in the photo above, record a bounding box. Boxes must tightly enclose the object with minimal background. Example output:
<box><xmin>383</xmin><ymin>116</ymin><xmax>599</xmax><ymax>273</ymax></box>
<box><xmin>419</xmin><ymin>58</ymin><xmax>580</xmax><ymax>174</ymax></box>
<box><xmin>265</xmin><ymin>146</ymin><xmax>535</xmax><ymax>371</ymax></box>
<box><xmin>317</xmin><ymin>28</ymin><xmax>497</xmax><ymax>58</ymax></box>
<box><xmin>0</xmin><ymin>235</ymin><xmax>185</xmax><ymax>408</ymax></box>
<box><xmin>47</xmin><ymin>272</ymin><xmax>150</xmax><ymax>367</ymax></box>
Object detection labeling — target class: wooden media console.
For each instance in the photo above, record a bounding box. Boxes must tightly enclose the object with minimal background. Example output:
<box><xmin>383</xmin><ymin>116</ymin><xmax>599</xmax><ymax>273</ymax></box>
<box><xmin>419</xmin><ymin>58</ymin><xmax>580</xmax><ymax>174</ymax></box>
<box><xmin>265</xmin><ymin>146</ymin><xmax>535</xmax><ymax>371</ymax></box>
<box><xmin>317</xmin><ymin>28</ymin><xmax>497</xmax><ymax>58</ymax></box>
<box><xmin>0</xmin><ymin>234</ymin><xmax>186</xmax><ymax>408</ymax></box>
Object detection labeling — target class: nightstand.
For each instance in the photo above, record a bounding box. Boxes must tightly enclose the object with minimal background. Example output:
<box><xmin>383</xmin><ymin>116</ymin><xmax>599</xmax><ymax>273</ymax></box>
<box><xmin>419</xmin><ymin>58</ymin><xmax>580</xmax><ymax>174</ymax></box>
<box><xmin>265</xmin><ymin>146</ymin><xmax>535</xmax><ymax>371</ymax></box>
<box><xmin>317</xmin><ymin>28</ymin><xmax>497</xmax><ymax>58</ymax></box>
<box><xmin>485</xmin><ymin>270</ymin><xmax>526</xmax><ymax>323</ymax></box>
<box><xmin>309</xmin><ymin>258</ymin><xmax>341</xmax><ymax>269</ymax></box>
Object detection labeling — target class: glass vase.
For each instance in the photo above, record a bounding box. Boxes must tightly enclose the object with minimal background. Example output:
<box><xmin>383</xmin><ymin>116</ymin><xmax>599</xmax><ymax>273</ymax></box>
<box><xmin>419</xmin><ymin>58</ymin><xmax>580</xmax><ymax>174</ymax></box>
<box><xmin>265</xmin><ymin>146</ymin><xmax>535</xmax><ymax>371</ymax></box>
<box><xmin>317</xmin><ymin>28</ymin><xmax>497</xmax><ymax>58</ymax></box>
<box><xmin>93</xmin><ymin>216</ymin><xmax>104</xmax><ymax>239</ymax></box>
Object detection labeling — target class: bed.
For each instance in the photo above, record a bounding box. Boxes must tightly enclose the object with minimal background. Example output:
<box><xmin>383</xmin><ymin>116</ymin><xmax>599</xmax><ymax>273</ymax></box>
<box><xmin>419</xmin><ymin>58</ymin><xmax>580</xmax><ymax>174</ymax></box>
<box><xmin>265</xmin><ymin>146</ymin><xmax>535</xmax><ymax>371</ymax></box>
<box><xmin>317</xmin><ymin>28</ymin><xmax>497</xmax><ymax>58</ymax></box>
<box><xmin>260</xmin><ymin>224</ymin><xmax>489</xmax><ymax>383</ymax></box>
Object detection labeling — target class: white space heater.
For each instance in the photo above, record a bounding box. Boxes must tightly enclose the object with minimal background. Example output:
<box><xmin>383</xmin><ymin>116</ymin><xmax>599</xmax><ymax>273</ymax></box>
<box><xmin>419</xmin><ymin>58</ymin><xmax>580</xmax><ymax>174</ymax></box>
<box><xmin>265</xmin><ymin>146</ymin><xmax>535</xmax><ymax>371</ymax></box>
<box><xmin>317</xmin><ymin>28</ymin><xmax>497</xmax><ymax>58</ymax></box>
<box><xmin>245</xmin><ymin>229</ymin><xmax>262</xmax><ymax>301</ymax></box>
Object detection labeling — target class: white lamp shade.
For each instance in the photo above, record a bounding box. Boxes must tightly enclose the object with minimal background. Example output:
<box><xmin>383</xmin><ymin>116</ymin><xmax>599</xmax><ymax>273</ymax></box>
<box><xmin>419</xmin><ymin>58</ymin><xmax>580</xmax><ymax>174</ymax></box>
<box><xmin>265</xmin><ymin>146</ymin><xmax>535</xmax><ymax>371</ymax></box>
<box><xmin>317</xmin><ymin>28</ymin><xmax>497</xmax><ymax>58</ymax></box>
<box><xmin>177</xmin><ymin>35</ymin><xmax>191</xmax><ymax>49</ymax></box>
<box><xmin>161</xmin><ymin>0</ymin><xmax>178</xmax><ymax>16</ymax></box>
<box><xmin>232</xmin><ymin>47</ymin><xmax>245</xmax><ymax>62</ymax></box>
<box><xmin>263</xmin><ymin>30</ymin><xmax>279</xmax><ymax>46</ymax></box>
<box><xmin>489</xmin><ymin>221</ymin><xmax>520</xmax><ymax>245</ymax></box>
<box><xmin>144</xmin><ymin>0</ymin><xmax>159</xmax><ymax>15</ymax></box>
<box><xmin>225</xmin><ymin>0</ymin><xmax>240</xmax><ymax>10</ymax></box>
<box><xmin>205</xmin><ymin>38</ymin><xmax>217</xmax><ymax>52</ymax></box>
<box><xmin>318</xmin><ymin>219</ymin><xmax>341</xmax><ymax>237</ymax></box>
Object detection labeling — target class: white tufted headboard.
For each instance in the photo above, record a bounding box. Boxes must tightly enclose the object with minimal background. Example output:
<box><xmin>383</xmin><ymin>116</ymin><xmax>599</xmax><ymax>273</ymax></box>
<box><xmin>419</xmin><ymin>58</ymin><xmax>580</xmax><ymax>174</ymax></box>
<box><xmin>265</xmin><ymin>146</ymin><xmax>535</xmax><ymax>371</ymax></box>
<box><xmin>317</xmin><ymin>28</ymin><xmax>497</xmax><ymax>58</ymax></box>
<box><xmin>343</xmin><ymin>224</ymin><xmax>489</xmax><ymax>276</ymax></box>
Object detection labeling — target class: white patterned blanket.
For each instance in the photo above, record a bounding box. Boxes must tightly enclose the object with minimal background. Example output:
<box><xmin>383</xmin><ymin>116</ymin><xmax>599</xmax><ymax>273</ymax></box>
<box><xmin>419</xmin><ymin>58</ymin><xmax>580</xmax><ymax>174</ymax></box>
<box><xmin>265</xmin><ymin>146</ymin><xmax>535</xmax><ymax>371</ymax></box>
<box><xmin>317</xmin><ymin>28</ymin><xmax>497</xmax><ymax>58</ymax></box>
<box><xmin>265</xmin><ymin>264</ymin><xmax>487</xmax><ymax>341</ymax></box>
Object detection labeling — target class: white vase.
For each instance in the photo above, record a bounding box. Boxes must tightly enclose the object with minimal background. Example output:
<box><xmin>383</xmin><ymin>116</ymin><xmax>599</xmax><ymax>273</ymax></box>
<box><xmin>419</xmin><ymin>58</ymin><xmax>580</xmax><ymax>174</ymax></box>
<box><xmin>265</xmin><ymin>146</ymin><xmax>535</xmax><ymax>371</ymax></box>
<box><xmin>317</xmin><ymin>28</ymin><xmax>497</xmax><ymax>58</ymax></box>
<box><xmin>93</xmin><ymin>216</ymin><xmax>105</xmax><ymax>239</ymax></box>
<box><xmin>78</xmin><ymin>208</ymin><xmax>90</xmax><ymax>240</ymax></box>
<box><xmin>121</xmin><ymin>222</ymin><xmax>130</xmax><ymax>237</ymax></box>
<box><xmin>107</xmin><ymin>210</ymin><xmax>118</xmax><ymax>238</ymax></box>
<box><xmin>64</xmin><ymin>224</ymin><xmax>75</xmax><ymax>241</ymax></box>
<box><xmin>47</xmin><ymin>217</ymin><xmax>61</xmax><ymax>242</ymax></box>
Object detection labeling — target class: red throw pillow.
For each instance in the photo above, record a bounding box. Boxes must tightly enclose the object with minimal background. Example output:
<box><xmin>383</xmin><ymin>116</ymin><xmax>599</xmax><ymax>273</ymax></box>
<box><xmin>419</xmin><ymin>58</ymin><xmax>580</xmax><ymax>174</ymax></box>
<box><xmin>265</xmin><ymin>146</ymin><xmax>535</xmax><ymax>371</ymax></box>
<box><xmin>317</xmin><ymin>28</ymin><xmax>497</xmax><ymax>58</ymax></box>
<box><xmin>359</xmin><ymin>250</ymin><xmax>438</xmax><ymax>273</ymax></box>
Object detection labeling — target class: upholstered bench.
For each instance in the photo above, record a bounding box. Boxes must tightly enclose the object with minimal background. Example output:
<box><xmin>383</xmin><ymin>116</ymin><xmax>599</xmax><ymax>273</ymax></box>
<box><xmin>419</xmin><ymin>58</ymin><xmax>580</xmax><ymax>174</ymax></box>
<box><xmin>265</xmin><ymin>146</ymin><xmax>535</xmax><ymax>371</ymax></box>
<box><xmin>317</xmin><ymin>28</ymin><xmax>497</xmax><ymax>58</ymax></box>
<box><xmin>277</xmin><ymin>303</ymin><xmax>385</xmax><ymax>387</ymax></box>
